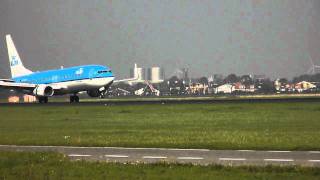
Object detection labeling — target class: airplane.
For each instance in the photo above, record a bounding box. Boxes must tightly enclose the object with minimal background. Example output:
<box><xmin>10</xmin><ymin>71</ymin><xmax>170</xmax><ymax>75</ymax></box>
<box><xmin>0</xmin><ymin>34</ymin><xmax>138</xmax><ymax>103</ymax></box>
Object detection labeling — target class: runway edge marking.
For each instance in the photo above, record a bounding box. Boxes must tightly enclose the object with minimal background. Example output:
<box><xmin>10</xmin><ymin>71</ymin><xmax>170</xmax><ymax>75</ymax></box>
<box><xmin>68</xmin><ymin>154</ymin><xmax>92</xmax><ymax>157</ymax></box>
<box><xmin>264</xmin><ymin>159</ymin><xmax>294</xmax><ymax>162</ymax></box>
<box><xmin>177</xmin><ymin>157</ymin><xmax>204</xmax><ymax>160</ymax></box>
<box><xmin>219</xmin><ymin>158</ymin><xmax>247</xmax><ymax>161</ymax></box>
<box><xmin>143</xmin><ymin>156</ymin><xmax>167</xmax><ymax>159</ymax></box>
<box><xmin>105</xmin><ymin>155</ymin><xmax>129</xmax><ymax>158</ymax></box>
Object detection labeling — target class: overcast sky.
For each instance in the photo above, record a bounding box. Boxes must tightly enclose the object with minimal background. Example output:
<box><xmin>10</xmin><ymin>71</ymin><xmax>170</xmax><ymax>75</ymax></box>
<box><xmin>1</xmin><ymin>0</ymin><xmax>320</xmax><ymax>79</ymax></box>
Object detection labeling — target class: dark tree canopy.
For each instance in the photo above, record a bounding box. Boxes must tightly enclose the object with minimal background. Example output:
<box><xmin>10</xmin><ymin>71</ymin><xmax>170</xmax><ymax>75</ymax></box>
<box><xmin>224</xmin><ymin>74</ymin><xmax>239</xmax><ymax>84</ymax></box>
<box><xmin>198</xmin><ymin>77</ymin><xmax>208</xmax><ymax>85</ymax></box>
<box><xmin>240</xmin><ymin>75</ymin><xmax>253</xmax><ymax>86</ymax></box>
<box><xmin>292</xmin><ymin>73</ymin><xmax>320</xmax><ymax>83</ymax></box>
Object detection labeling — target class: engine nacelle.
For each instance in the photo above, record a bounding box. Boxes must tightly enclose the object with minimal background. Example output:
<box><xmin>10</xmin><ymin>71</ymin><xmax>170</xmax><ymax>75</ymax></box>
<box><xmin>87</xmin><ymin>89</ymin><xmax>101</xmax><ymax>97</ymax></box>
<box><xmin>33</xmin><ymin>85</ymin><xmax>54</xmax><ymax>97</ymax></box>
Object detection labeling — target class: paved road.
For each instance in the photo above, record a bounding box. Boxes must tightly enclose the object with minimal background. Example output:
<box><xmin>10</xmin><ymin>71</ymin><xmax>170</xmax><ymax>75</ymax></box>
<box><xmin>1</xmin><ymin>97</ymin><xmax>320</xmax><ymax>106</ymax></box>
<box><xmin>1</xmin><ymin>145</ymin><xmax>320</xmax><ymax>167</ymax></box>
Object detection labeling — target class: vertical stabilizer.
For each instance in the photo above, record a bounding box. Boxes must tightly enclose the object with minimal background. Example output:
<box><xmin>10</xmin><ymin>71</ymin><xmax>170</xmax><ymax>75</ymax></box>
<box><xmin>5</xmin><ymin>34</ymin><xmax>33</xmax><ymax>78</ymax></box>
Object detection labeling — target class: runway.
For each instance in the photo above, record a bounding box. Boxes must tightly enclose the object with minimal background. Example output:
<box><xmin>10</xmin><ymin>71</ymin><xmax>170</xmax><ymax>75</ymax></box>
<box><xmin>1</xmin><ymin>145</ymin><xmax>320</xmax><ymax>167</ymax></box>
<box><xmin>1</xmin><ymin>96</ymin><xmax>320</xmax><ymax>106</ymax></box>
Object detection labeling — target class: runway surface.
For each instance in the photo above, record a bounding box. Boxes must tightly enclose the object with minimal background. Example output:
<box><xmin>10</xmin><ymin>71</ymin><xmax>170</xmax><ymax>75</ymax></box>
<box><xmin>1</xmin><ymin>145</ymin><xmax>320</xmax><ymax>167</ymax></box>
<box><xmin>1</xmin><ymin>97</ymin><xmax>320</xmax><ymax>106</ymax></box>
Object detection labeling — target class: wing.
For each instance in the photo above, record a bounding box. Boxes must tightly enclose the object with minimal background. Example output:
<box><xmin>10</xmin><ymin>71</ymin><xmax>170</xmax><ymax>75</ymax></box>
<box><xmin>0</xmin><ymin>81</ymin><xmax>36</xmax><ymax>91</ymax></box>
<box><xmin>113</xmin><ymin>63</ymin><xmax>140</xmax><ymax>84</ymax></box>
<box><xmin>0</xmin><ymin>80</ymin><xmax>65</xmax><ymax>94</ymax></box>
<box><xmin>0</xmin><ymin>79</ymin><xmax>15</xmax><ymax>82</ymax></box>
<box><xmin>113</xmin><ymin>77</ymin><xmax>140</xmax><ymax>84</ymax></box>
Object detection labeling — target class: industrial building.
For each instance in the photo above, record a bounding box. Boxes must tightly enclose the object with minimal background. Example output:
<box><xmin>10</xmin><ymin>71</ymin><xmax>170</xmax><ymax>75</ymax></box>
<box><xmin>130</xmin><ymin>64</ymin><xmax>165</xmax><ymax>84</ymax></box>
<box><xmin>130</xmin><ymin>67</ymin><xmax>146</xmax><ymax>82</ymax></box>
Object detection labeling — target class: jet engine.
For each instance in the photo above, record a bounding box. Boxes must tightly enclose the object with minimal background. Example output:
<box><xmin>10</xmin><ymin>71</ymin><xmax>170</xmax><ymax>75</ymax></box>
<box><xmin>33</xmin><ymin>85</ymin><xmax>54</xmax><ymax>96</ymax></box>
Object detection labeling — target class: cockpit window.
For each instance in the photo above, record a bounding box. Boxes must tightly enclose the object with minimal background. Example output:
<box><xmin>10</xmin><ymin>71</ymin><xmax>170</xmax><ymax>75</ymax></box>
<box><xmin>98</xmin><ymin>70</ymin><xmax>111</xmax><ymax>74</ymax></box>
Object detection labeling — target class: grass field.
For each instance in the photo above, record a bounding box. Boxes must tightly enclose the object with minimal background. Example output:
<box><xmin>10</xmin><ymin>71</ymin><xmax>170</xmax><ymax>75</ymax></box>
<box><xmin>0</xmin><ymin>102</ymin><xmax>320</xmax><ymax>150</ymax></box>
<box><xmin>0</xmin><ymin>151</ymin><xmax>319</xmax><ymax>180</ymax></box>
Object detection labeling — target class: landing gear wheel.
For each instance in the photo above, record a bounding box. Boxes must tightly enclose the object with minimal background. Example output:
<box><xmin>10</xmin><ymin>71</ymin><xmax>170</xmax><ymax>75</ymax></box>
<box><xmin>38</xmin><ymin>97</ymin><xmax>48</xmax><ymax>103</ymax></box>
<box><xmin>74</xmin><ymin>96</ymin><xmax>79</xmax><ymax>103</ymax></box>
<box><xmin>70</xmin><ymin>95</ymin><xmax>80</xmax><ymax>103</ymax></box>
<box><xmin>70</xmin><ymin>96</ymin><xmax>74</xmax><ymax>103</ymax></box>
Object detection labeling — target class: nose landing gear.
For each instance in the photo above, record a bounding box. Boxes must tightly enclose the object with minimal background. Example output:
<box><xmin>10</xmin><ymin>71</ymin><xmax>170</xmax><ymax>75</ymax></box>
<box><xmin>38</xmin><ymin>97</ymin><xmax>48</xmax><ymax>103</ymax></box>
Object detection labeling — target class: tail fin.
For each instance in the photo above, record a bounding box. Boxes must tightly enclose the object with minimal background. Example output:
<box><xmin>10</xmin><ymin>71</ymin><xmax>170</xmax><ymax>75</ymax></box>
<box><xmin>5</xmin><ymin>34</ymin><xmax>33</xmax><ymax>78</ymax></box>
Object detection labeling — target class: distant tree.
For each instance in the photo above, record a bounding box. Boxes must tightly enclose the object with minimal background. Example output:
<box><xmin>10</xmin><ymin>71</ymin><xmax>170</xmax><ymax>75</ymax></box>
<box><xmin>292</xmin><ymin>75</ymin><xmax>311</xmax><ymax>83</ymax></box>
<box><xmin>279</xmin><ymin>78</ymin><xmax>288</xmax><ymax>84</ymax></box>
<box><xmin>292</xmin><ymin>73</ymin><xmax>320</xmax><ymax>83</ymax></box>
<box><xmin>167</xmin><ymin>76</ymin><xmax>186</xmax><ymax>95</ymax></box>
<box><xmin>240</xmin><ymin>75</ymin><xmax>253</xmax><ymax>86</ymax></box>
<box><xmin>255</xmin><ymin>79</ymin><xmax>275</xmax><ymax>94</ymax></box>
<box><xmin>157</xmin><ymin>81</ymin><xmax>170</xmax><ymax>94</ymax></box>
<box><xmin>168</xmin><ymin>76</ymin><xmax>184</xmax><ymax>88</ymax></box>
<box><xmin>312</xmin><ymin>73</ymin><xmax>320</xmax><ymax>82</ymax></box>
<box><xmin>198</xmin><ymin>77</ymin><xmax>208</xmax><ymax>85</ymax></box>
<box><xmin>169</xmin><ymin>76</ymin><xmax>179</xmax><ymax>83</ymax></box>
<box><xmin>213</xmin><ymin>76</ymin><xmax>224</xmax><ymax>85</ymax></box>
<box><xmin>158</xmin><ymin>81</ymin><xmax>169</xmax><ymax>88</ymax></box>
<box><xmin>224</xmin><ymin>74</ymin><xmax>239</xmax><ymax>84</ymax></box>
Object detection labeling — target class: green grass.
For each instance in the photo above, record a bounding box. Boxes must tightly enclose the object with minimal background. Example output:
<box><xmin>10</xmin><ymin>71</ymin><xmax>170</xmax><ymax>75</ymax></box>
<box><xmin>0</xmin><ymin>151</ymin><xmax>319</xmax><ymax>180</ymax></box>
<box><xmin>0</xmin><ymin>102</ymin><xmax>320</xmax><ymax>150</ymax></box>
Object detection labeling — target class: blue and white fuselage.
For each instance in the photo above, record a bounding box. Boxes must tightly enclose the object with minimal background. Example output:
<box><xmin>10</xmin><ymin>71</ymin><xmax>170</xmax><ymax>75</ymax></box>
<box><xmin>13</xmin><ymin>65</ymin><xmax>115</xmax><ymax>95</ymax></box>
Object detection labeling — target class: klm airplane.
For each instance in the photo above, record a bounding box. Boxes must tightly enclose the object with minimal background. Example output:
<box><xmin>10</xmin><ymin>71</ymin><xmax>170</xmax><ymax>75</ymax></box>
<box><xmin>0</xmin><ymin>34</ymin><xmax>138</xmax><ymax>103</ymax></box>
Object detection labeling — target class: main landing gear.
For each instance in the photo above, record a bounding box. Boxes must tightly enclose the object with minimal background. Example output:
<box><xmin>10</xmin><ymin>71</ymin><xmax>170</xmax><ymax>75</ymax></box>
<box><xmin>70</xmin><ymin>95</ymin><xmax>80</xmax><ymax>103</ymax></box>
<box><xmin>38</xmin><ymin>97</ymin><xmax>48</xmax><ymax>103</ymax></box>
<box><xmin>38</xmin><ymin>95</ymin><xmax>79</xmax><ymax>103</ymax></box>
